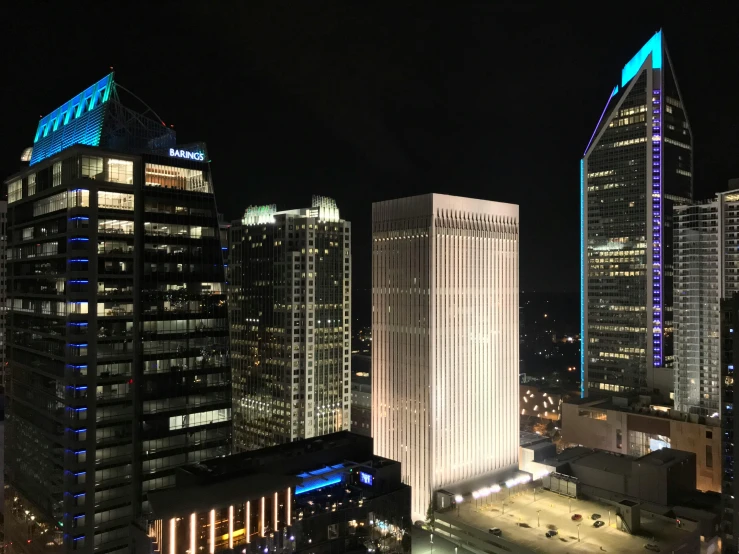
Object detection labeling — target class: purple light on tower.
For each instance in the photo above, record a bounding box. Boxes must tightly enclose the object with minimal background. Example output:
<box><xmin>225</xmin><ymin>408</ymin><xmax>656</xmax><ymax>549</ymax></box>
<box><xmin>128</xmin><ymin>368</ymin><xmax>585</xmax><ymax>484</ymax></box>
<box><xmin>651</xmin><ymin>85</ymin><xmax>663</xmax><ymax>367</ymax></box>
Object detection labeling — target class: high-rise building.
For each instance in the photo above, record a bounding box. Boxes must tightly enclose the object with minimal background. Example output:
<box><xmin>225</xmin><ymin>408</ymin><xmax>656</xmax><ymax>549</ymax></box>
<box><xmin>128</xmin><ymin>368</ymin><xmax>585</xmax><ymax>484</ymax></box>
<box><xmin>674</xmin><ymin>189</ymin><xmax>739</xmax><ymax>418</ymax></box>
<box><xmin>3</xmin><ymin>74</ymin><xmax>230</xmax><ymax>554</ymax></box>
<box><xmin>228</xmin><ymin>197</ymin><xmax>351</xmax><ymax>451</ymax></box>
<box><xmin>581</xmin><ymin>30</ymin><xmax>692</xmax><ymax>397</ymax></box>
<box><xmin>372</xmin><ymin>193</ymin><xmax>519</xmax><ymax>520</ymax></box>
<box><xmin>720</xmin><ymin>293</ymin><xmax>738</xmax><ymax>552</ymax></box>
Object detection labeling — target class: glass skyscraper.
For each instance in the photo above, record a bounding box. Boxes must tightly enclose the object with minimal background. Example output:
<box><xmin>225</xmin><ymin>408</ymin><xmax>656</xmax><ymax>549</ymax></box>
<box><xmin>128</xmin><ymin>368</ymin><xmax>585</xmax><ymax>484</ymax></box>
<box><xmin>581</xmin><ymin>31</ymin><xmax>692</xmax><ymax>397</ymax></box>
<box><xmin>228</xmin><ymin>197</ymin><xmax>351</xmax><ymax>451</ymax></box>
<box><xmin>3</xmin><ymin>74</ymin><xmax>230</xmax><ymax>554</ymax></box>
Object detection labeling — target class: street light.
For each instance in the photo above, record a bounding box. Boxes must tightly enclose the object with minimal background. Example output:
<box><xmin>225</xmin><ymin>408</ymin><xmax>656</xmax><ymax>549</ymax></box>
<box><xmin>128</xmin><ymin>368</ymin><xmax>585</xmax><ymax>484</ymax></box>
<box><xmin>537</xmin><ymin>510</ymin><xmax>541</xmax><ymax>528</ymax></box>
<box><xmin>455</xmin><ymin>494</ymin><xmax>463</xmax><ymax>517</ymax></box>
<box><xmin>577</xmin><ymin>523</ymin><xmax>581</xmax><ymax>542</ymax></box>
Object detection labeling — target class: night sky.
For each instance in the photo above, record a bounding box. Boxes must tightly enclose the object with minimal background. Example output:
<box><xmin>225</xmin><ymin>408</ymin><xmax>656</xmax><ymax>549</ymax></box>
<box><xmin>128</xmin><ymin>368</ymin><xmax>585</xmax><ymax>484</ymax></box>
<box><xmin>2</xmin><ymin>3</ymin><xmax>738</xmax><ymax>320</ymax></box>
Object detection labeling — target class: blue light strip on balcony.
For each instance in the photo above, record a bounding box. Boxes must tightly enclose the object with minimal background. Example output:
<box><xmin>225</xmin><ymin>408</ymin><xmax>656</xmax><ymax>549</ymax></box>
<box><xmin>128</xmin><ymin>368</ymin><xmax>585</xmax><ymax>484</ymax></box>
<box><xmin>69</xmin><ymin>216</ymin><xmax>90</xmax><ymax>221</ymax></box>
<box><xmin>621</xmin><ymin>31</ymin><xmax>662</xmax><ymax>87</ymax></box>
<box><xmin>580</xmin><ymin>158</ymin><xmax>585</xmax><ymax>398</ymax></box>
<box><xmin>295</xmin><ymin>476</ymin><xmax>343</xmax><ymax>495</ymax></box>
<box><xmin>69</xmin><ymin>238</ymin><xmax>89</xmax><ymax>242</ymax></box>
<box><xmin>69</xmin><ymin>258</ymin><xmax>88</xmax><ymax>263</ymax></box>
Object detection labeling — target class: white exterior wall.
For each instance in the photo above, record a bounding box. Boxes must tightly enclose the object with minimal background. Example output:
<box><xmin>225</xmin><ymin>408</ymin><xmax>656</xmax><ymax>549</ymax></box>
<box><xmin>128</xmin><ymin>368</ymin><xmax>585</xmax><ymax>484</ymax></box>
<box><xmin>372</xmin><ymin>194</ymin><xmax>519</xmax><ymax>520</ymax></box>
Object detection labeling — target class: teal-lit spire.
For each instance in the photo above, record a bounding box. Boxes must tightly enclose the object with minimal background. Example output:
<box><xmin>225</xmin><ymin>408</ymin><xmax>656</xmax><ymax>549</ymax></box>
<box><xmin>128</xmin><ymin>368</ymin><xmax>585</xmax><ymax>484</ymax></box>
<box><xmin>621</xmin><ymin>30</ymin><xmax>662</xmax><ymax>87</ymax></box>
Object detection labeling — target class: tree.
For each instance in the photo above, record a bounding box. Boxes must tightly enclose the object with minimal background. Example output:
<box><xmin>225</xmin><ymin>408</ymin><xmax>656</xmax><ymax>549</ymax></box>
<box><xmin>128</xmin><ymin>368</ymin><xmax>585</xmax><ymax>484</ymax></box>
<box><xmin>426</xmin><ymin>498</ymin><xmax>435</xmax><ymax>527</ymax></box>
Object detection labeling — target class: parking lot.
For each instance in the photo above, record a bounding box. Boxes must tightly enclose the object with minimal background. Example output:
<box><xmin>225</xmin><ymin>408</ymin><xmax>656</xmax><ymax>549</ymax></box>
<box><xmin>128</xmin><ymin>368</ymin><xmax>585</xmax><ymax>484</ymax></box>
<box><xmin>452</xmin><ymin>486</ymin><xmax>694</xmax><ymax>553</ymax></box>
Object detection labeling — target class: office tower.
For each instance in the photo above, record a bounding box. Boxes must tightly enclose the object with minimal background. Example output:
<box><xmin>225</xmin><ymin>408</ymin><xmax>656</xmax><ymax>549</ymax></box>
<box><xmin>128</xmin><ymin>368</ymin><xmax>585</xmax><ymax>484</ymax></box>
<box><xmin>674</xmin><ymin>190</ymin><xmax>739</xmax><ymax>418</ymax></box>
<box><xmin>372</xmin><ymin>193</ymin><xmax>519</xmax><ymax>520</ymax></box>
<box><xmin>721</xmin><ymin>294</ymin><xmax>738</xmax><ymax>552</ymax></box>
<box><xmin>228</xmin><ymin>197</ymin><xmax>351</xmax><ymax>451</ymax></box>
<box><xmin>581</xmin><ymin>30</ymin><xmax>692</xmax><ymax>397</ymax></box>
<box><xmin>3</xmin><ymin>73</ymin><xmax>230</xmax><ymax>554</ymax></box>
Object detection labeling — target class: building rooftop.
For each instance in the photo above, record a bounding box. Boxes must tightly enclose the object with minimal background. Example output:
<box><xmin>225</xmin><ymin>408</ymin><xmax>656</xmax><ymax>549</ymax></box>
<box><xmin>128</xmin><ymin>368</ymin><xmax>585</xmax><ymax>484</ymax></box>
<box><xmin>449</xmin><ymin>486</ymin><xmax>699</xmax><ymax>554</ymax></box>
<box><xmin>147</xmin><ymin>432</ymin><xmax>396</xmax><ymax>520</ymax></box>
<box><xmin>572</xmin><ymin>450</ymin><xmax>634</xmax><ymax>476</ymax></box>
<box><xmin>564</xmin><ymin>396</ymin><xmax>720</xmax><ymax>427</ymax></box>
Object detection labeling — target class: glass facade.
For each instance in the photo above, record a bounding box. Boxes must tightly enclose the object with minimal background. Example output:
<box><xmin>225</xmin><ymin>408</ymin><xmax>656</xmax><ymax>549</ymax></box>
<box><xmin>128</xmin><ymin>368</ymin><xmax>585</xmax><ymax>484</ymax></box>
<box><xmin>582</xmin><ymin>31</ymin><xmax>692</xmax><ymax>396</ymax></box>
<box><xmin>228</xmin><ymin>197</ymin><xmax>351</xmax><ymax>451</ymax></box>
<box><xmin>4</xmin><ymin>147</ymin><xmax>229</xmax><ymax>554</ymax></box>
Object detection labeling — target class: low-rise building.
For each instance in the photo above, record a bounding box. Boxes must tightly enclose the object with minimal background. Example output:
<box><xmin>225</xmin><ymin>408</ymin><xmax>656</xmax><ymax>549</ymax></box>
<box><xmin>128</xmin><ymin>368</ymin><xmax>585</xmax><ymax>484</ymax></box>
<box><xmin>561</xmin><ymin>397</ymin><xmax>721</xmax><ymax>492</ymax></box>
<box><xmin>144</xmin><ymin>432</ymin><xmax>411</xmax><ymax>554</ymax></box>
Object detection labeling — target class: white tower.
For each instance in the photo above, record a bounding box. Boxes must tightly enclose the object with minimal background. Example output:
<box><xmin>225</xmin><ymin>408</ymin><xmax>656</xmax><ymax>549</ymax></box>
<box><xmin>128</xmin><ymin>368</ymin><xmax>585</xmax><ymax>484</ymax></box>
<box><xmin>372</xmin><ymin>193</ymin><xmax>519</xmax><ymax>520</ymax></box>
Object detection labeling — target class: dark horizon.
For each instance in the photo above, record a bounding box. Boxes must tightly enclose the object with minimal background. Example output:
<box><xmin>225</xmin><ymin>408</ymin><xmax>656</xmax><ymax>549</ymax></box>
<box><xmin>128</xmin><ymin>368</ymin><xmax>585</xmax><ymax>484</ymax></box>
<box><xmin>2</xmin><ymin>3</ymin><xmax>738</xmax><ymax>295</ymax></box>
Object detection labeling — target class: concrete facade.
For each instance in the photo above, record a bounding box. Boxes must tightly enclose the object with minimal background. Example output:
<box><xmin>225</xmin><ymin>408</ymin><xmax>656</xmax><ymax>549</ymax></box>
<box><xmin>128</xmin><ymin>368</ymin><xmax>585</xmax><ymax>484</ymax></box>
<box><xmin>561</xmin><ymin>399</ymin><xmax>721</xmax><ymax>492</ymax></box>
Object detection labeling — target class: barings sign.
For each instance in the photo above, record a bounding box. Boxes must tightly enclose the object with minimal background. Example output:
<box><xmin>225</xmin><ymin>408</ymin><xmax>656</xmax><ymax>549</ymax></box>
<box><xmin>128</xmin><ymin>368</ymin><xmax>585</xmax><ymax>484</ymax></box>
<box><xmin>169</xmin><ymin>148</ymin><xmax>205</xmax><ymax>161</ymax></box>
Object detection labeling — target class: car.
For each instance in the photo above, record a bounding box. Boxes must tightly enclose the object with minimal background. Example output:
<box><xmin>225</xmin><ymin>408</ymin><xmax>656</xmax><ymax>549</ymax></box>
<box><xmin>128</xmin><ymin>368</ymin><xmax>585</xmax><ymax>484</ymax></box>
<box><xmin>571</xmin><ymin>514</ymin><xmax>583</xmax><ymax>521</ymax></box>
<box><xmin>591</xmin><ymin>513</ymin><xmax>602</xmax><ymax>520</ymax></box>
<box><xmin>644</xmin><ymin>545</ymin><xmax>661</xmax><ymax>552</ymax></box>
<box><xmin>545</xmin><ymin>530</ymin><xmax>558</xmax><ymax>538</ymax></box>
<box><xmin>488</xmin><ymin>528</ymin><xmax>502</xmax><ymax>536</ymax></box>
<box><xmin>593</xmin><ymin>520</ymin><xmax>605</xmax><ymax>528</ymax></box>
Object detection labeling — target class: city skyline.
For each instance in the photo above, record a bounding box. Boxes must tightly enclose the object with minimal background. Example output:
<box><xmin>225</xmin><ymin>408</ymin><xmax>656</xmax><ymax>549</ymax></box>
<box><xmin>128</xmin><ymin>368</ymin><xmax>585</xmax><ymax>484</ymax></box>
<box><xmin>1</xmin><ymin>5</ymin><xmax>737</xmax><ymax>297</ymax></box>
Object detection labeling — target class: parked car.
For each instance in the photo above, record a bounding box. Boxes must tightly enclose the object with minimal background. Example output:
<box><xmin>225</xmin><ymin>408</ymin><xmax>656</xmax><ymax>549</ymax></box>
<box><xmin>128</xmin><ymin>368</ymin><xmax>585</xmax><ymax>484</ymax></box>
<box><xmin>488</xmin><ymin>528</ymin><xmax>502</xmax><ymax>536</ymax></box>
<box><xmin>591</xmin><ymin>513</ymin><xmax>602</xmax><ymax>520</ymax></box>
<box><xmin>644</xmin><ymin>545</ymin><xmax>661</xmax><ymax>552</ymax></box>
<box><xmin>571</xmin><ymin>514</ymin><xmax>583</xmax><ymax>522</ymax></box>
<box><xmin>545</xmin><ymin>530</ymin><xmax>558</xmax><ymax>538</ymax></box>
<box><xmin>594</xmin><ymin>520</ymin><xmax>605</xmax><ymax>528</ymax></box>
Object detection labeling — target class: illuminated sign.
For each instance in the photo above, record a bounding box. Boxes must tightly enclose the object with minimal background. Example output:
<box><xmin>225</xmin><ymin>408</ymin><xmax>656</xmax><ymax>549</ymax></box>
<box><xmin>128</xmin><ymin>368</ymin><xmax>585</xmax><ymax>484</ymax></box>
<box><xmin>169</xmin><ymin>148</ymin><xmax>205</xmax><ymax>161</ymax></box>
<box><xmin>359</xmin><ymin>471</ymin><xmax>373</xmax><ymax>486</ymax></box>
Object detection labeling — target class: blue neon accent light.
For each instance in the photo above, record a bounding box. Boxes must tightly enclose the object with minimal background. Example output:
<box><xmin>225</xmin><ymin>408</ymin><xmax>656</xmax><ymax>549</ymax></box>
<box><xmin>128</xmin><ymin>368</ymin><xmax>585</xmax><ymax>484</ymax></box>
<box><xmin>69</xmin><ymin>237</ymin><xmax>89</xmax><ymax>242</ymax></box>
<box><xmin>580</xmin><ymin>158</ymin><xmax>585</xmax><ymax>398</ymax></box>
<box><xmin>31</xmin><ymin>73</ymin><xmax>115</xmax><ymax>166</ymax></box>
<box><xmin>295</xmin><ymin>464</ymin><xmax>345</xmax><ymax>495</ymax></box>
<box><xmin>295</xmin><ymin>476</ymin><xmax>342</xmax><ymax>495</ymax></box>
<box><xmin>359</xmin><ymin>471</ymin><xmax>373</xmax><ymax>486</ymax></box>
<box><xmin>621</xmin><ymin>31</ymin><xmax>662</xmax><ymax>88</ymax></box>
<box><xmin>610</xmin><ymin>85</ymin><xmax>619</xmax><ymax>98</ymax></box>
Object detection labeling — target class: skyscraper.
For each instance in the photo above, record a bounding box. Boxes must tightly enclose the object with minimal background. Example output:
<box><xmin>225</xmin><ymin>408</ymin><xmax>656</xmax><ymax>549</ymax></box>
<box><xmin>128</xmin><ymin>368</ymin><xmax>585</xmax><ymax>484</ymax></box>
<box><xmin>3</xmin><ymin>74</ymin><xmax>230</xmax><ymax>554</ymax></box>
<box><xmin>228</xmin><ymin>197</ymin><xmax>351</xmax><ymax>451</ymax></box>
<box><xmin>581</xmin><ymin>31</ymin><xmax>692</xmax><ymax>397</ymax></box>
<box><xmin>372</xmin><ymin>193</ymin><xmax>519</xmax><ymax>520</ymax></box>
<box><xmin>674</xmin><ymin>189</ymin><xmax>739</xmax><ymax>418</ymax></box>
